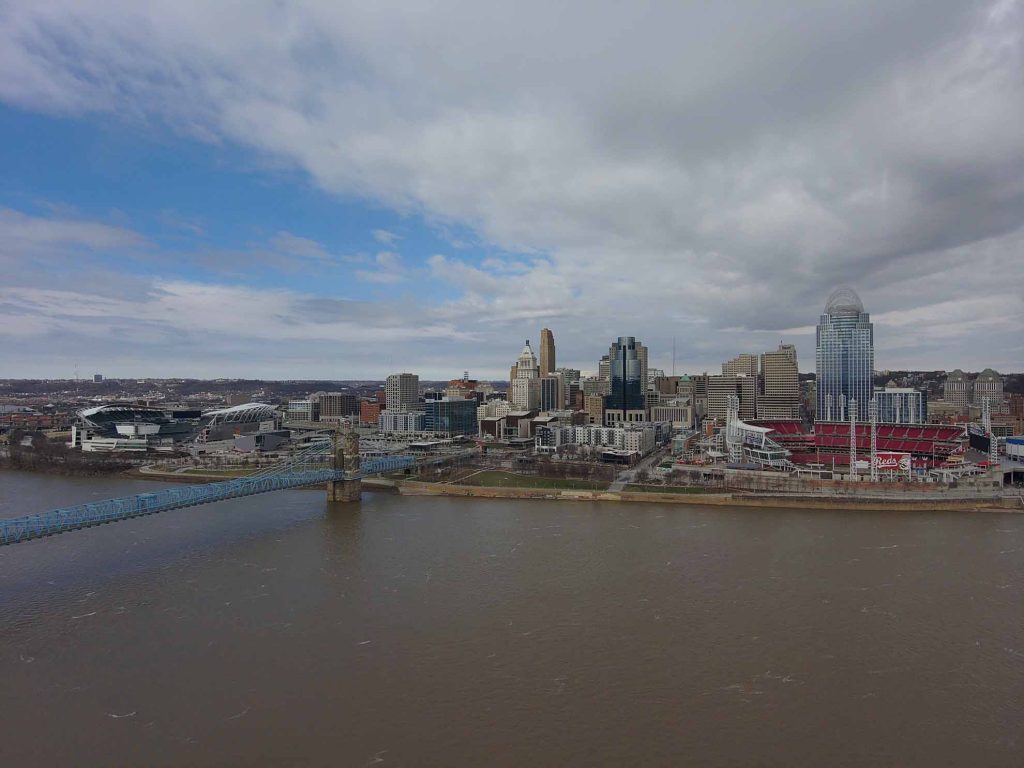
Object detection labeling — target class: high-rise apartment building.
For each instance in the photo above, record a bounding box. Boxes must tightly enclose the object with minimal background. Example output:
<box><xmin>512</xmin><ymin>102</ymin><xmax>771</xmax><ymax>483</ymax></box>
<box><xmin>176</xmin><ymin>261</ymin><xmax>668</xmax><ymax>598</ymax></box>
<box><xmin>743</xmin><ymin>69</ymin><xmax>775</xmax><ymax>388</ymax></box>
<box><xmin>385</xmin><ymin>373</ymin><xmax>419</xmax><ymax>412</ymax></box>
<box><xmin>539</xmin><ymin>327</ymin><xmax>556</xmax><ymax>376</ymax></box>
<box><xmin>604</xmin><ymin>336</ymin><xmax>647</xmax><ymax>424</ymax></box>
<box><xmin>815</xmin><ymin>287</ymin><xmax>874</xmax><ymax>422</ymax></box>
<box><xmin>722</xmin><ymin>354</ymin><xmax>758</xmax><ymax>377</ymax></box>
<box><xmin>757</xmin><ymin>344</ymin><xmax>800</xmax><ymax>419</ymax></box>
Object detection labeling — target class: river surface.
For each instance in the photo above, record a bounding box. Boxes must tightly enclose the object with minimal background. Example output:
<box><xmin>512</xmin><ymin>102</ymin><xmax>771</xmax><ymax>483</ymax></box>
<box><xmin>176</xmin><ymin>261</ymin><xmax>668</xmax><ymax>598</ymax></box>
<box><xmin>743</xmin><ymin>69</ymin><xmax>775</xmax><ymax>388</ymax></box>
<box><xmin>1</xmin><ymin>470</ymin><xmax>1022</xmax><ymax>767</ymax></box>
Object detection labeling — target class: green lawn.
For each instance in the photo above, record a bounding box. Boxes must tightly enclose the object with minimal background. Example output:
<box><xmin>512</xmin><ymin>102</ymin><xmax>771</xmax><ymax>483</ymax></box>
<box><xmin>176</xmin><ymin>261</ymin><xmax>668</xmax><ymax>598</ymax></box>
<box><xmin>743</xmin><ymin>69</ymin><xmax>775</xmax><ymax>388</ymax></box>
<box><xmin>624</xmin><ymin>484</ymin><xmax>713</xmax><ymax>494</ymax></box>
<box><xmin>458</xmin><ymin>470</ymin><xmax>605</xmax><ymax>490</ymax></box>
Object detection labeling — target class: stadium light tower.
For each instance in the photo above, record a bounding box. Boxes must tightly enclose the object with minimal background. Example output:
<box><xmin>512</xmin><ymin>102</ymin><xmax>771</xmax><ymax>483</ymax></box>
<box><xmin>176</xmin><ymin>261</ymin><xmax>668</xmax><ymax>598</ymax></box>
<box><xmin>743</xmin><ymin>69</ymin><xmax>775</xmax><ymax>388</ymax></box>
<box><xmin>869</xmin><ymin>397</ymin><xmax>878</xmax><ymax>482</ymax></box>
<box><xmin>849</xmin><ymin>398</ymin><xmax>857</xmax><ymax>480</ymax></box>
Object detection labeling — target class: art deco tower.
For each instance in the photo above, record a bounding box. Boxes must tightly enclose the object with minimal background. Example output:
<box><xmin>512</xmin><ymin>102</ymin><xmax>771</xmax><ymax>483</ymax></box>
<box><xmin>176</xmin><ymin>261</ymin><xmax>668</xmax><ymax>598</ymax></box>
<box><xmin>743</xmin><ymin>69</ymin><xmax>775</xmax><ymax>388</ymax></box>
<box><xmin>539</xmin><ymin>328</ymin><xmax>556</xmax><ymax>376</ymax></box>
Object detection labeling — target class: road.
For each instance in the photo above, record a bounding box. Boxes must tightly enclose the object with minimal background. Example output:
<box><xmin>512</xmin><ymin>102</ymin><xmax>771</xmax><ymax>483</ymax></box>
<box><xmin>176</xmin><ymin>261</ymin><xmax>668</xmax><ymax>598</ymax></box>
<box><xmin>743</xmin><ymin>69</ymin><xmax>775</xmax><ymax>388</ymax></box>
<box><xmin>608</xmin><ymin>447</ymin><xmax>668</xmax><ymax>492</ymax></box>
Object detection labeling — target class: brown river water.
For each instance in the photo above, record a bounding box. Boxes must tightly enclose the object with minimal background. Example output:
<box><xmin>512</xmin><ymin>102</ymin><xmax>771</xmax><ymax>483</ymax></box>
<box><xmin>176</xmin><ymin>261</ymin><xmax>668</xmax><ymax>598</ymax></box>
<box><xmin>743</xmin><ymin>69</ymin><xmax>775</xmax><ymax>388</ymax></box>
<box><xmin>1</xmin><ymin>469</ymin><xmax>1022</xmax><ymax>767</ymax></box>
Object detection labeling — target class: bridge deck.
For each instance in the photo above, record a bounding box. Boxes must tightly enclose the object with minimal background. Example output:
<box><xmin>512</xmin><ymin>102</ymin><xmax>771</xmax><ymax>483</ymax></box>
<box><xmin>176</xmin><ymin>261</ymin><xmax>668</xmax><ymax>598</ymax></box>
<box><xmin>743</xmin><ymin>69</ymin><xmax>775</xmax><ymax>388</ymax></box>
<box><xmin>0</xmin><ymin>454</ymin><xmax>417</xmax><ymax>546</ymax></box>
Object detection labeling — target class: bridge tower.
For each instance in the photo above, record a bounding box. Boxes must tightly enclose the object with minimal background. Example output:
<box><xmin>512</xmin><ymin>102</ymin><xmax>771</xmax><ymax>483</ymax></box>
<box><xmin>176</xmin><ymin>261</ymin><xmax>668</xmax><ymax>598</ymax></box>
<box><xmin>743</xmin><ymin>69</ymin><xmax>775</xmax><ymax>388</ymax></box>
<box><xmin>327</xmin><ymin>425</ymin><xmax>361</xmax><ymax>502</ymax></box>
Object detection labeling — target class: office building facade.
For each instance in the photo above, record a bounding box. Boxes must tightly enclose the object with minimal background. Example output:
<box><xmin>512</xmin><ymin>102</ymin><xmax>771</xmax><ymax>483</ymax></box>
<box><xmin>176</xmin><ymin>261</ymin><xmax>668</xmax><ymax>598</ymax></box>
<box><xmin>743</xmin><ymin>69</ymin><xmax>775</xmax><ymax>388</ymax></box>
<box><xmin>815</xmin><ymin>287</ymin><xmax>874</xmax><ymax>422</ymax></box>
<box><xmin>605</xmin><ymin>336</ymin><xmax>648</xmax><ymax>424</ymax></box>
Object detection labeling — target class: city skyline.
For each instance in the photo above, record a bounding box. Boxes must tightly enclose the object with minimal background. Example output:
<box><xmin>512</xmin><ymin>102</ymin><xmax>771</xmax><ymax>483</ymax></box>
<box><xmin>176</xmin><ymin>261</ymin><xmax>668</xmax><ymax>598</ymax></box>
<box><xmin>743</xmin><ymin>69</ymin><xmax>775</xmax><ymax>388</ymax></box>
<box><xmin>1</xmin><ymin>2</ymin><xmax>1023</xmax><ymax>378</ymax></box>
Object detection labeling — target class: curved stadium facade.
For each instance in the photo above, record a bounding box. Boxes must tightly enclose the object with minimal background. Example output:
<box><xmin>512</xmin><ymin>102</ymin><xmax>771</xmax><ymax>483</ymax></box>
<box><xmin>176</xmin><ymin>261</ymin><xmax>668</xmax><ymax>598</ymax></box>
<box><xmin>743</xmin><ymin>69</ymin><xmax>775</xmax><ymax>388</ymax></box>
<box><xmin>197</xmin><ymin>403</ymin><xmax>278</xmax><ymax>442</ymax></box>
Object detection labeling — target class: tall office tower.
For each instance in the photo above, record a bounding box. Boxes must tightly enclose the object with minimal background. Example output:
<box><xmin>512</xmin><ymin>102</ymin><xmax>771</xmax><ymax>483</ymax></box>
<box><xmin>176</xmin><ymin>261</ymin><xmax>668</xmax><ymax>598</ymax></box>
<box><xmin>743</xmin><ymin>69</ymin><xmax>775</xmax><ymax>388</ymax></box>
<box><xmin>943</xmin><ymin>369</ymin><xmax>972</xmax><ymax>412</ymax></box>
<box><xmin>637</xmin><ymin>343</ymin><xmax>649</xmax><ymax>391</ymax></box>
<box><xmin>757</xmin><ymin>344</ymin><xmax>800</xmax><ymax>419</ymax></box>
<box><xmin>511</xmin><ymin>340</ymin><xmax>540</xmax><ymax>409</ymax></box>
<box><xmin>604</xmin><ymin>336</ymin><xmax>647</xmax><ymax>424</ymax></box>
<box><xmin>598</xmin><ymin>355</ymin><xmax>610</xmax><ymax>381</ymax></box>
<box><xmin>385</xmin><ymin>373</ymin><xmax>420</xmax><ymax>412</ymax></box>
<box><xmin>722</xmin><ymin>354</ymin><xmax>758</xmax><ymax>377</ymax></box>
<box><xmin>539</xmin><ymin>327</ymin><xmax>556</xmax><ymax>376</ymax></box>
<box><xmin>973</xmin><ymin>369</ymin><xmax>1006</xmax><ymax>413</ymax></box>
<box><xmin>815</xmin><ymin>287</ymin><xmax>874</xmax><ymax>422</ymax></box>
<box><xmin>538</xmin><ymin>374</ymin><xmax>564</xmax><ymax>411</ymax></box>
<box><xmin>706</xmin><ymin>375</ymin><xmax>757</xmax><ymax>421</ymax></box>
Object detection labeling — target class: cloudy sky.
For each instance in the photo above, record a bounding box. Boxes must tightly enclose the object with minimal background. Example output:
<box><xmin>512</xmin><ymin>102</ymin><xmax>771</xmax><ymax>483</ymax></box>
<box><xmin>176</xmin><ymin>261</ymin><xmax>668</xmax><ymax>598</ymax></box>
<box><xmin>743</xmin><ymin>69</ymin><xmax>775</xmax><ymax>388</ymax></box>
<box><xmin>1</xmin><ymin>0</ymin><xmax>1022</xmax><ymax>379</ymax></box>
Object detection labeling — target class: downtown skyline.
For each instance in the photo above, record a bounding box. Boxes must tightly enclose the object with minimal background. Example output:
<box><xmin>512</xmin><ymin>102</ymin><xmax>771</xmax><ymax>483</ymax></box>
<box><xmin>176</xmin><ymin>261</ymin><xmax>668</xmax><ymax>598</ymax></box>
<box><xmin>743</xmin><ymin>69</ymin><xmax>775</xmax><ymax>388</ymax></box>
<box><xmin>1</xmin><ymin>1</ymin><xmax>1023</xmax><ymax>379</ymax></box>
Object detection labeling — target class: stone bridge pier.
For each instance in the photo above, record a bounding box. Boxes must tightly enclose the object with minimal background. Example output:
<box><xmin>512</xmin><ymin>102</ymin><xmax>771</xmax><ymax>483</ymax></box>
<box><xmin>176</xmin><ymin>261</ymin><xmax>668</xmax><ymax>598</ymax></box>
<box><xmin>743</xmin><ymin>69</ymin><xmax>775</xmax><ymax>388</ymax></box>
<box><xmin>327</xmin><ymin>428</ymin><xmax>361</xmax><ymax>502</ymax></box>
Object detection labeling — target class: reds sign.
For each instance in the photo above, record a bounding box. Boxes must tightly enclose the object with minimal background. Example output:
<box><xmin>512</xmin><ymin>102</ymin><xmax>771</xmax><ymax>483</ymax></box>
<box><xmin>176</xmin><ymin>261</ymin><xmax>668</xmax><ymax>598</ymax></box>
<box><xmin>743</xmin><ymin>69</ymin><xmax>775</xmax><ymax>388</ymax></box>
<box><xmin>873</xmin><ymin>452</ymin><xmax>911</xmax><ymax>472</ymax></box>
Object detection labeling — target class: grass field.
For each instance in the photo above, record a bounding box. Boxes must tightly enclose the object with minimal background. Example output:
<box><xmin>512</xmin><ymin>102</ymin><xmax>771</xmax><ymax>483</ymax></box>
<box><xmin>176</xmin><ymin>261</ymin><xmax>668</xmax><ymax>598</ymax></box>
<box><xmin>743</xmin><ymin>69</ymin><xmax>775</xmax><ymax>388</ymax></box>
<box><xmin>458</xmin><ymin>470</ymin><xmax>606</xmax><ymax>491</ymax></box>
<box><xmin>624</xmin><ymin>484</ymin><xmax>713</xmax><ymax>494</ymax></box>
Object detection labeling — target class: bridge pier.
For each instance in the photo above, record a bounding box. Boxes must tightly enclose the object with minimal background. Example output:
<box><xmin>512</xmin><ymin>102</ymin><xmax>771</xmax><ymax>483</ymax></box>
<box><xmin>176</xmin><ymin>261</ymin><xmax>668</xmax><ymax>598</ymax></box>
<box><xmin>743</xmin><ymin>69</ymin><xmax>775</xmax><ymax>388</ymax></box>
<box><xmin>328</xmin><ymin>428</ymin><xmax>361</xmax><ymax>502</ymax></box>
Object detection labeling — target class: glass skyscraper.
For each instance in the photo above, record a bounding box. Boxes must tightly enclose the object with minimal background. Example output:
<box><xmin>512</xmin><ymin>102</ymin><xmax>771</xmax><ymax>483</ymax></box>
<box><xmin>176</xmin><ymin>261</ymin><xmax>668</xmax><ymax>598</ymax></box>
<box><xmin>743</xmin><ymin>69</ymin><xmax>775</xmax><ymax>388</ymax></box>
<box><xmin>815</xmin><ymin>287</ymin><xmax>874</xmax><ymax>422</ymax></box>
<box><xmin>605</xmin><ymin>336</ymin><xmax>647</xmax><ymax>423</ymax></box>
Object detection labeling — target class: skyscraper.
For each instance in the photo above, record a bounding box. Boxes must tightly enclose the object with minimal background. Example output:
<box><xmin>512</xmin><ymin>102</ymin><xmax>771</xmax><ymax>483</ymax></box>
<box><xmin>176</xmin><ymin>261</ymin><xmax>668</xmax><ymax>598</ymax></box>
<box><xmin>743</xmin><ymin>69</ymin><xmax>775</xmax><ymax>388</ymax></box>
<box><xmin>605</xmin><ymin>336</ymin><xmax>647</xmax><ymax>424</ymax></box>
<box><xmin>511</xmin><ymin>340</ymin><xmax>540</xmax><ymax>409</ymax></box>
<box><xmin>539</xmin><ymin>327</ymin><xmax>556</xmax><ymax>376</ymax></box>
<box><xmin>757</xmin><ymin>344</ymin><xmax>800</xmax><ymax>419</ymax></box>
<box><xmin>815</xmin><ymin>287</ymin><xmax>874</xmax><ymax>422</ymax></box>
<box><xmin>385</xmin><ymin>373</ymin><xmax>419</xmax><ymax>412</ymax></box>
<box><xmin>722</xmin><ymin>354</ymin><xmax>758</xmax><ymax>377</ymax></box>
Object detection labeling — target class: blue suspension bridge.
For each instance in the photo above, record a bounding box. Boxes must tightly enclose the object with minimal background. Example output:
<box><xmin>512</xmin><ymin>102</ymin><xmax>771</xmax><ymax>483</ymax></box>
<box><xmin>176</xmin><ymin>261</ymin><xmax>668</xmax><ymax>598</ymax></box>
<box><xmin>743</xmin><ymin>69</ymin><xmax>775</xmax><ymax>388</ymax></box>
<box><xmin>1</xmin><ymin>435</ymin><xmax>465</xmax><ymax>547</ymax></box>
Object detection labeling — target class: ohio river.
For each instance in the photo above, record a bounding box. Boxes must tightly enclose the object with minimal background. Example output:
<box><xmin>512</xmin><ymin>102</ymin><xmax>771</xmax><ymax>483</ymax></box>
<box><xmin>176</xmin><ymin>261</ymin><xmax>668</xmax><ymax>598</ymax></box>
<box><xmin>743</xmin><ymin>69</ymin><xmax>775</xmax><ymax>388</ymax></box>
<box><xmin>1</xmin><ymin>470</ymin><xmax>1022</xmax><ymax>767</ymax></box>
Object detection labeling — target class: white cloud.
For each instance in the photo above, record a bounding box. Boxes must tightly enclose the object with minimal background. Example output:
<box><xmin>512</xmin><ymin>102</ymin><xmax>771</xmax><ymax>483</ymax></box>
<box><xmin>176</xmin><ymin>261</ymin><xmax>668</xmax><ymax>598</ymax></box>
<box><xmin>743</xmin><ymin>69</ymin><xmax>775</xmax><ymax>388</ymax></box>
<box><xmin>1</xmin><ymin>1</ymin><xmax>1022</xmax><ymax>374</ymax></box>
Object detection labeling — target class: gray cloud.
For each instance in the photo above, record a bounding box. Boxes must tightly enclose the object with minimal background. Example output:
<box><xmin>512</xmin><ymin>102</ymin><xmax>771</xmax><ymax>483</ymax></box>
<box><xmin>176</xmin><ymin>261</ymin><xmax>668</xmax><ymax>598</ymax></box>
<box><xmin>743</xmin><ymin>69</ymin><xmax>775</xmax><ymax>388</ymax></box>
<box><xmin>1</xmin><ymin>0</ymin><xmax>1022</xmax><ymax>376</ymax></box>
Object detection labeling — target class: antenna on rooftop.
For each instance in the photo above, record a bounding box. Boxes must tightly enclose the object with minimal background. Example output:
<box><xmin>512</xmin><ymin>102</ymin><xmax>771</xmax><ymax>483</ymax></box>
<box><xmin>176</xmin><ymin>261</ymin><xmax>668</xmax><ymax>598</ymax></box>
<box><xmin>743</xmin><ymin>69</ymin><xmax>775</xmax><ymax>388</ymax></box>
<box><xmin>672</xmin><ymin>337</ymin><xmax>676</xmax><ymax>376</ymax></box>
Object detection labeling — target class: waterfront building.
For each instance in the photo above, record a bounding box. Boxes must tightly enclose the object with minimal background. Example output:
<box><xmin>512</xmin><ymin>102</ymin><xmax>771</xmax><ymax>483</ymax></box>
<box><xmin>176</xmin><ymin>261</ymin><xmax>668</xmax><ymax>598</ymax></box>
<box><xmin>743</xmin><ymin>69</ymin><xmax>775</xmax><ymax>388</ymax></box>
<box><xmin>195</xmin><ymin>403</ymin><xmax>278</xmax><ymax>443</ymax></box>
<box><xmin>874</xmin><ymin>387</ymin><xmax>926</xmax><ymax>424</ymax></box>
<box><xmin>539</xmin><ymin>328</ymin><xmax>556</xmax><ymax>376</ymax></box>
<box><xmin>423</xmin><ymin>398</ymin><xmax>478</xmax><ymax>436</ymax></box>
<box><xmin>385</xmin><ymin>373</ymin><xmax>419</xmax><ymax>412</ymax></box>
<box><xmin>815</xmin><ymin>286</ymin><xmax>874</xmax><ymax>422</ymax></box>
<box><xmin>604</xmin><ymin>336</ymin><xmax>648</xmax><ymax>424</ymax></box>
<box><xmin>757</xmin><ymin>344</ymin><xmax>800</xmax><ymax>419</ymax></box>
<box><xmin>379</xmin><ymin>410</ymin><xmax>425</xmax><ymax>433</ymax></box>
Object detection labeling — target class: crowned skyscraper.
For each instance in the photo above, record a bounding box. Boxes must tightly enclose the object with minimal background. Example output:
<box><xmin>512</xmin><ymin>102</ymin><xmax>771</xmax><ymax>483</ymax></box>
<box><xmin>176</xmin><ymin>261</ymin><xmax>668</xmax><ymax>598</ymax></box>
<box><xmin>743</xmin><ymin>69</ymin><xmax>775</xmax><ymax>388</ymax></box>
<box><xmin>815</xmin><ymin>287</ymin><xmax>874</xmax><ymax>422</ymax></box>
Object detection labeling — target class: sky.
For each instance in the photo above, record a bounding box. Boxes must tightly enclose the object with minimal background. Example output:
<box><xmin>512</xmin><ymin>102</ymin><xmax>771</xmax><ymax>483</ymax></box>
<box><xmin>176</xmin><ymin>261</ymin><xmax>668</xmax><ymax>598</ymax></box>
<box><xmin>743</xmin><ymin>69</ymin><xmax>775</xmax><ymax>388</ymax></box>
<box><xmin>1</xmin><ymin>0</ymin><xmax>1022</xmax><ymax>380</ymax></box>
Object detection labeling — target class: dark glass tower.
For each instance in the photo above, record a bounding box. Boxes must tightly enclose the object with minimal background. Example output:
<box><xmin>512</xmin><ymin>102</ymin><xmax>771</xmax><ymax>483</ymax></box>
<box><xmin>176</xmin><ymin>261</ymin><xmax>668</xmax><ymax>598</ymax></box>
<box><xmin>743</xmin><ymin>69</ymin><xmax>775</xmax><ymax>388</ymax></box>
<box><xmin>607</xmin><ymin>336</ymin><xmax>645</xmax><ymax>413</ymax></box>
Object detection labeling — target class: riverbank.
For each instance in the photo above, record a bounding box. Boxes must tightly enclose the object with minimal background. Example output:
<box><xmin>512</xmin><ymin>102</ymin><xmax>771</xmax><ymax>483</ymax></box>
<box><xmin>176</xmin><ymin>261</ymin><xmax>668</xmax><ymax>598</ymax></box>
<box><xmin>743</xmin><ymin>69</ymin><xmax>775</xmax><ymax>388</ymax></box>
<box><xmin>89</xmin><ymin>464</ymin><xmax>1024</xmax><ymax>511</ymax></box>
<box><xmin>396</xmin><ymin>479</ymin><xmax>1021</xmax><ymax>512</ymax></box>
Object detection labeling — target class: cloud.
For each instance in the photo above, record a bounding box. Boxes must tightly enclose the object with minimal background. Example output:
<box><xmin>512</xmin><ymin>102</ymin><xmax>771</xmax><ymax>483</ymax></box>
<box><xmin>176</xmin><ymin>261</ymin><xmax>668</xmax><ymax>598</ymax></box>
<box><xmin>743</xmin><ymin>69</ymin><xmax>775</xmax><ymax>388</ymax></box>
<box><xmin>372</xmin><ymin>228</ymin><xmax>400</xmax><ymax>246</ymax></box>
<box><xmin>355</xmin><ymin>250</ymin><xmax>407</xmax><ymax>283</ymax></box>
<box><xmin>0</xmin><ymin>1</ymin><xmax>1022</xmax><ymax>374</ymax></box>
